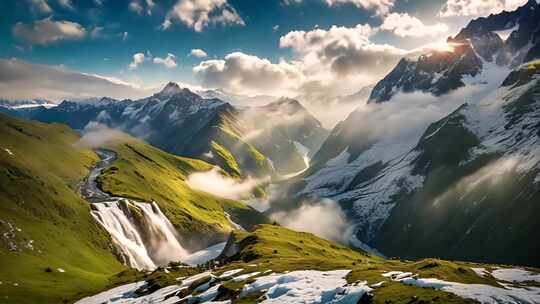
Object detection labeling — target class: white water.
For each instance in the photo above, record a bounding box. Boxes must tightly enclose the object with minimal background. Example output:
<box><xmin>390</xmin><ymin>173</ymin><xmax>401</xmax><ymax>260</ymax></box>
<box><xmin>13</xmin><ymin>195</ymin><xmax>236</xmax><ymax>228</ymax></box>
<box><xmin>90</xmin><ymin>199</ymin><xmax>189</xmax><ymax>270</ymax></box>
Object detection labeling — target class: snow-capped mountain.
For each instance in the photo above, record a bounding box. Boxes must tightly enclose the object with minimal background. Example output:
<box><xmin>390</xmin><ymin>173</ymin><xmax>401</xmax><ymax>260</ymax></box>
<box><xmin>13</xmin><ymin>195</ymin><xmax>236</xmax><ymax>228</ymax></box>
<box><xmin>293</xmin><ymin>1</ymin><xmax>540</xmax><ymax>266</ymax></box>
<box><xmin>369</xmin><ymin>0</ymin><xmax>540</xmax><ymax>104</ymax></box>
<box><xmin>28</xmin><ymin>82</ymin><xmax>328</xmax><ymax>177</ymax></box>
<box><xmin>0</xmin><ymin>98</ymin><xmax>56</xmax><ymax>109</ymax></box>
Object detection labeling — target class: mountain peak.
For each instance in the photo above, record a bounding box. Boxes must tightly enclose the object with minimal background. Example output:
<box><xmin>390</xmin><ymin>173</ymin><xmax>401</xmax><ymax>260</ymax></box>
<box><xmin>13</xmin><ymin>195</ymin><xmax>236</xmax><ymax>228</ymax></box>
<box><xmin>159</xmin><ymin>82</ymin><xmax>182</xmax><ymax>95</ymax></box>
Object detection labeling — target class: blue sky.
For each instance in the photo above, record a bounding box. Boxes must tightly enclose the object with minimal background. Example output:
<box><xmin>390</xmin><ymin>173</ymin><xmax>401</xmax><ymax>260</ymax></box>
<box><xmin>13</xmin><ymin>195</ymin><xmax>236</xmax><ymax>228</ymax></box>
<box><xmin>0</xmin><ymin>0</ymin><xmax>530</xmax><ymax>101</ymax></box>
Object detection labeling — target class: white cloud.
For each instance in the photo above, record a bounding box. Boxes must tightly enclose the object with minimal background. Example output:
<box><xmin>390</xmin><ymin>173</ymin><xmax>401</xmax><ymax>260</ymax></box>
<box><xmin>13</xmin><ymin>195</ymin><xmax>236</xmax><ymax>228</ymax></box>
<box><xmin>193</xmin><ymin>52</ymin><xmax>304</xmax><ymax>96</ymax></box>
<box><xmin>162</xmin><ymin>0</ymin><xmax>245</xmax><ymax>32</ymax></box>
<box><xmin>284</xmin><ymin>0</ymin><xmax>395</xmax><ymax>16</ymax></box>
<box><xmin>94</xmin><ymin>0</ymin><xmax>103</xmax><ymax>6</ymax></box>
<box><xmin>12</xmin><ymin>18</ymin><xmax>85</xmax><ymax>46</ymax></box>
<box><xmin>186</xmin><ymin>168</ymin><xmax>265</xmax><ymax>200</ymax></box>
<box><xmin>190</xmin><ymin>48</ymin><xmax>208</xmax><ymax>58</ymax></box>
<box><xmin>75</xmin><ymin>121</ymin><xmax>124</xmax><ymax>149</ymax></box>
<box><xmin>29</xmin><ymin>0</ymin><xmax>52</xmax><ymax>15</ymax></box>
<box><xmin>128</xmin><ymin>0</ymin><xmax>143</xmax><ymax>14</ymax></box>
<box><xmin>153</xmin><ymin>53</ymin><xmax>178</xmax><ymax>68</ymax></box>
<box><xmin>0</xmin><ymin>58</ymin><xmax>151</xmax><ymax>101</ymax></box>
<box><xmin>381</xmin><ymin>13</ymin><xmax>449</xmax><ymax>38</ymax></box>
<box><xmin>129</xmin><ymin>0</ymin><xmax>155</xmax><ymax>15</ymax></box>
<box><xmin>128</xmin><ymin>52</ymin><xmax>146</xmax><ymax>70</ymax></box>
<box><xmin>58</xmin><ymin>0</ymin><xmax>75</xmax><ymax>10</ymax></box>
<box><xmin>439</xmin><ymin>0</ymin><xmax>528</xmax><ymax>17</ymax></box>
<box><xmin>193</xmin><ymin>23</ymin><xmax>426</xmax><ymax>97</ymax></box>
<box><xmin>271</xmin><ymin>199</ymin><xmax>349</xmax><ymax>242</ymax></box>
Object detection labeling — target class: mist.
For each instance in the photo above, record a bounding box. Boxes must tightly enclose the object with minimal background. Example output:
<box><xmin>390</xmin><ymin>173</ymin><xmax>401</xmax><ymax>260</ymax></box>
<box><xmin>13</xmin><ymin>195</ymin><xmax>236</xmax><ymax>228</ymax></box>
<box><xmin>271</xmin><ymin>199</ymin><xmax>349</xmax><ymax>243</ymax></box>
<box><xmin>75</xmin><ymin>121</ymin><xmax>124</xmax><ymax>149</ymax></box>
<box><xmin>186</xmin><ymin>168</ymin><xmax>266</xmax><ymax>200</ymax></box>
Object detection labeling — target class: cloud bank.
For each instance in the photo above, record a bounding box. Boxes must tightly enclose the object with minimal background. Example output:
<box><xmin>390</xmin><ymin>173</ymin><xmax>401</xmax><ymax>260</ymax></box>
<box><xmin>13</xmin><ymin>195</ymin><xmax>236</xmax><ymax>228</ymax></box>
<box><xmin>0</xmin><ymin>58</ymin><xmax>151</xmax><ymax>101</ymax></box>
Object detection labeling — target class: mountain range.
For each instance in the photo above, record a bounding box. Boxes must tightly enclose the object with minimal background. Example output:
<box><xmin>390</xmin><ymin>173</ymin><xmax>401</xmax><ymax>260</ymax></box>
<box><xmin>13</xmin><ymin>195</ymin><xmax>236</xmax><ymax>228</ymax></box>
<box><xmin>285</xmin><ymin>0</ymin><xmax>540</xmax><ymax>267</ymax></box>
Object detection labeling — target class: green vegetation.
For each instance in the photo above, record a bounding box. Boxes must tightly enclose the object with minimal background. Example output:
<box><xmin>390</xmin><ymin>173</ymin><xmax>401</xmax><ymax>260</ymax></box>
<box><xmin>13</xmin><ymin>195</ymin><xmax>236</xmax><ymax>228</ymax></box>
<box><xmin>97</xmin><ymin>135</ymin><xmax>268</xmax><ymax>250</ymax></box>
<box><xmin>210</xmin><ymin>141</ymin><xmax>241</xmax><ymax>177</ymax></box>
<box><xmin>0</xmin><ymin>113</ymin><xmax>126</xmax><ymax>304</ymax></box>
<box><xmin>502</xmin><ymin>59</ymin><xmax>540</xmax><ymax>88</ymax></box>
<box><xmin>211</xmin><ymin>225</ymin><xmax>513</xmax><ymax>304</ymax></box>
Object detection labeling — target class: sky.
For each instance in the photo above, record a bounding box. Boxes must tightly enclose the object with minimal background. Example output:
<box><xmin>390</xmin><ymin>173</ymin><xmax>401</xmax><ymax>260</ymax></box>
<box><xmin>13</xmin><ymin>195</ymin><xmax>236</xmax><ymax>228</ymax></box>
<box><xmin>0</xmin><ymin>0</ymin><xmax>531</xmax><ymax>101</ymax></box>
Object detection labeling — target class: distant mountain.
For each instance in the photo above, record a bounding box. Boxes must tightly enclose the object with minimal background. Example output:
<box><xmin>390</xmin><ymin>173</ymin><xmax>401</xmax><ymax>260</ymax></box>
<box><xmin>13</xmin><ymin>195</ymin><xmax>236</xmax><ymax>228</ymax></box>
<box><xmin>31</xmin><ymin>82</ymin><xmax>272</xmax><ymax>177</ymax></box>
<box><xmin>28</xmin><ymin>83</ymin><xmax>328</xmax><ymax>177</ymax></box>
<box><xmin>291</xmin><ymin>1</ymin><xmax>540</xmax><ymax>266</ymax></box>
<box><xmin>240</xmin><ymin>98</ymin><xmax>329</xmax><ymax>175</ymax></box>
<box><xmin>0</xmin><ymin>98</ymin><xmax>56</xmax><ymax>109</ymax></box>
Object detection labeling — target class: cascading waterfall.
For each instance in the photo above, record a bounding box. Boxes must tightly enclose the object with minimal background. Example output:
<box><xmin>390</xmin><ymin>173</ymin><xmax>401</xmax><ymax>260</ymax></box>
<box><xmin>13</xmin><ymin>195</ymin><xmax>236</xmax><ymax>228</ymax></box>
<box><xmin>90</xmin><ymin>198</ymin><xmax>189</xmax><ymax>270</ymax></box>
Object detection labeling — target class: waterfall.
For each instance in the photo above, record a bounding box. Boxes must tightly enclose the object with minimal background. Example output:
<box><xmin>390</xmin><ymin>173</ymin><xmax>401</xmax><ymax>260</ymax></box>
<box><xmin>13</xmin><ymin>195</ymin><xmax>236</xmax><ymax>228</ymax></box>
<box><xmin>90</xmin><ymin>199</ymin><xmax>189</xmax><ymax>270</ymax></box>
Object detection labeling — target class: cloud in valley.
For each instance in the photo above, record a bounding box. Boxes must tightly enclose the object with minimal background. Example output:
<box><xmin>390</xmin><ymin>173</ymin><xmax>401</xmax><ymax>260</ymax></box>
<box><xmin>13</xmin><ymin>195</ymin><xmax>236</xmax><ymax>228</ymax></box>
<box><xmin>271</xmin><ymin>199</ymin><xmax>349</xmax><ymax>242</ymax></box>
<box><xmin>186</xmin><ymin>168</ymin><xmax>266</xmax><ymax>200</ymax></box>
<box><xmin>75</xmin><ymin>120</ymin><xmax>124</xmax><ymax>149</ymax></box>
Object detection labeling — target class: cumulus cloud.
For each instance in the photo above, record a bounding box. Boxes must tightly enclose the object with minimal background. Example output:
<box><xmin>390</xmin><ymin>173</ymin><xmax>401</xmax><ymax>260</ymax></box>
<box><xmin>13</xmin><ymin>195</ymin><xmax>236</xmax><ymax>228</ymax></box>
<box><xmin>153</xmin><ymin>53</ymin><xmax>178</xmax><ymax>68</ymax></box>
<box><xmin>186</xmin><ymin>168</ymin><xmax>265</xmax><ymax>200</ymax></box>
<box><xmin>190</xmin><ymin>48</ymin><xmax>208</xmax><ymax>58</ymax></box>
<box><xmin>162</xmin><ymin>0</ymin><xmax>245</xmax><ymax>32</ymax></box>
<box><xmin>0</xmin><ymin>58</ymin><xmax>151</xmax><ymax>101</ymax></box>
<box><xmin>12</xmin><ymin>18</ymin><xmax>86</xmax><ymax>45</ymax></box>
<box><xmin>28</xmin><ymin>0</ymin><xmax>52</xmax><ymax>15</ymax></box>
<box><xmin>194</xmin><ymin>52</ymin><xmax>304</xmax><ymax>96</ymax></box>
<box><xmin>193</xmin><ymin>23</ymin><xmax>413</xmax><ymax>97</ymax></box>
<box><xmin>75</xmin><ymin>120</ymin><xmax>124</xmax><ymax>149</ymax></box>
<box><xmin>128</xmin><ymin>52</ymin><xmax>146</xmax><ymax>70</ymax></box>
<box><xmin>271</xmin><ymin>199</ymin><xmax>349</xmax><ymax>242</ymax></box>
<box><xmin>381</xmin><ymin>13</ymin><xmax>449</xmax><ymax>37</ymax></box>
<box><xmin>439</xmin><ymin>0</ymin><xmax>528</xmax><ymax>17</ymax></box>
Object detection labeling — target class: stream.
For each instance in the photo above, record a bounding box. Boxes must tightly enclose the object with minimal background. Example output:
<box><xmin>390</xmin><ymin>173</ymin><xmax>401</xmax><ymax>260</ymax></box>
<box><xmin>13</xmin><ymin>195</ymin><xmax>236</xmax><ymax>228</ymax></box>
<box><xmin>82</xmin><ymin>149</ymin><xmax>190</xmax><ymax>270</ymax></box>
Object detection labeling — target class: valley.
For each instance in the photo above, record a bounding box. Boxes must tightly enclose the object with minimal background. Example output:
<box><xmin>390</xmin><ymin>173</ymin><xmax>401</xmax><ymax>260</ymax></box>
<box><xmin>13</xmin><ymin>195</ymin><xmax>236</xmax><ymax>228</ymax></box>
<box><xmin>1</xmin><ymin>0</ymin><xmax>540</xmax><ymax>303</ymax></box>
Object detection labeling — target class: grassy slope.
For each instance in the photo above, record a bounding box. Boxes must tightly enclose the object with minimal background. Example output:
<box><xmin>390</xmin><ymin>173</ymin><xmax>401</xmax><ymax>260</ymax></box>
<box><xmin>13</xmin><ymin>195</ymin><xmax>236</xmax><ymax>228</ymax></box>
<box><xmin>0</xmin><ymin>113</ymin><xmax>125</xmax><ymax>304</ymax></box>
<box><xmin>214</xmin><ymin>224</ymin><xmax>525</xmax><ymax>304</ymax></box>
<box><xmin>97</xmin><ymin>136</ymin><xmax>268</xmax><ymax>250</ymax></box>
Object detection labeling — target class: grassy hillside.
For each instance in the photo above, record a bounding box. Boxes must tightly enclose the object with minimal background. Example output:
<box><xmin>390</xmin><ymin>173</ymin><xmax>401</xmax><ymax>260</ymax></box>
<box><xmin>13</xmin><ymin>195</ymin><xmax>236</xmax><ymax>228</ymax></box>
<box><xmin>97</xmin><ymin>135</ymin><xmax>269</xmax><ymax>251</ymax></box>
<box><xmin>212</xmin><ymin>225</ymin><xmax>519</xmax><ymax>303</ymax></box>
<box><xmin>0</xmin><ymin>113</ymin><xmax>125</xmax><ymax>304</ymax></box>
<box><xmin>125</xmin><ymin>225</ymin><xmax>520</xmax><ymax>304</ymax></box>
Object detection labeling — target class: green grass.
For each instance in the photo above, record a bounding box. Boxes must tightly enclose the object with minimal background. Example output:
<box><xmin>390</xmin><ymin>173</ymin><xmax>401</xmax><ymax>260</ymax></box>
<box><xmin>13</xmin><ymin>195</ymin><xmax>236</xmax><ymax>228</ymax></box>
<box><xmin>209</xmin><ymin>224</ymin><xmax>520</xmax><ymax>304</ymax></box>
<box><xmin>210</xmin><ymin>141</ymin><xmax>241</xmax><ymax>177</ymax></box>
<box><xmin>97</xmin><ymin>136</ymin><xmax>268</xmax><ymax>251</ymax></box>
<box><xmin>0</xmin><ymin>113</ymin><xmax>126</xmax><ymax>304</ymax></box>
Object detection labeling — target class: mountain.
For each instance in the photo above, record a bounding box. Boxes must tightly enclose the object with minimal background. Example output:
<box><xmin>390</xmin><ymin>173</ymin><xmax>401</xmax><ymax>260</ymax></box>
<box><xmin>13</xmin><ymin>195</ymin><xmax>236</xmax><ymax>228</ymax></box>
<box><xmin>0</xmin><ymin>98</ymin><xmax>56</xmax><ymax>109</ymax></box>
<box><xmin>369</xmin><ymin>0</ymin><xmax>540</xmax><ymax>104</ymax></box>
<box><xmin>240</xmin><ymin>98</ymin><xmax>329</xmax><ymax>175</ymax></box>
<box><xmin>29</xmin><ymin>83</ymin><xmax>329</xmax><ymax>177</ymax></box>
<box><xmin>290</xmin><ymin>1</ymin><xmax>540</xmax><ymax>267</ymax></box>
<box><xmin>31</xmin><ymin>83</ymin><xmax>273</xmax><ymax>177</ymax></box>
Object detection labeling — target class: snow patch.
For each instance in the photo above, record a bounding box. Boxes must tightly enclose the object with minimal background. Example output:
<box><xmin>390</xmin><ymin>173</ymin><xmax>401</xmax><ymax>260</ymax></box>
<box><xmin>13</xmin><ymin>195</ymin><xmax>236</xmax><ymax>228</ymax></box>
<box><xmin>183</xmin><ymin>242</ymin><xmax>227</xmax><ymax>267</ymax></box>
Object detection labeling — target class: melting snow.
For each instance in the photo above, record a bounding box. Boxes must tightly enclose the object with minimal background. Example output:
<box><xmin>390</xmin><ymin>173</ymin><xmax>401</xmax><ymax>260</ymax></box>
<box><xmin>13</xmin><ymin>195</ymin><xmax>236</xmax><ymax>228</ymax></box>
<box><xmin>490</xmin><ymin>268</ymin><xmax>540</xmax><ymax>283</ymax></box>
<box><xmin>240</xmin><ymin>269</ymin><xmax>372</xmax><ymax>303</ymax></box>
<box><xmin>183</xmin><ymin>242</ymin><xmax>226</xmax><ymax>267</ymax></box>
<box><xmin>3</xmin><ymin>148</ymin><xmax>14</xmax><ymax>156</ymax></box>
<box><xmin>219</xmin><ymin>268</ymin><xmax>244</xmax><ymax>278</ymax></box>
<box><xmin>384</xmin><ymin>269</ymin><xmax>540</xmax><ymax>304</ymax></box>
